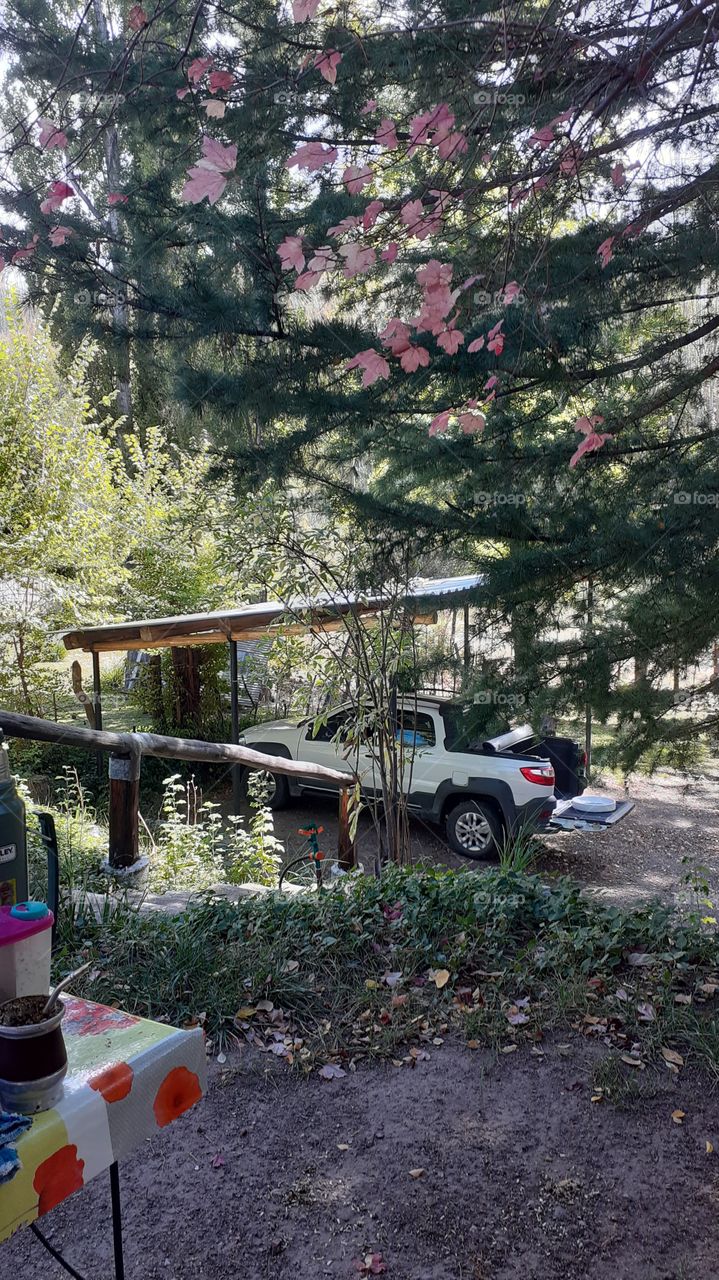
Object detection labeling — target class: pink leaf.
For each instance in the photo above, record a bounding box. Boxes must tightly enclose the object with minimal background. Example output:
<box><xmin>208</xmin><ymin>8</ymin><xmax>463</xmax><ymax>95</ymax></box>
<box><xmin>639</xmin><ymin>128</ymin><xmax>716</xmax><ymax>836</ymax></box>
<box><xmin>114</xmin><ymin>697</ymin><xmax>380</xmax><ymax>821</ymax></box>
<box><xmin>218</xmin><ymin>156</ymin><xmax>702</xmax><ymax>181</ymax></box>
<box><xmin>128</xmin><ymin>4</ymin><xmax>147</xmax><ymax>30</ymax></box>
<box><xmin>314</xmin><ymin>50</ymin><xmax>342</xmax><ymax>84</ymax></box>
<box><xmin>379</xmin><ymin>317</ymin><xmax>411</xmax><ymax>351</ymax></box>
<box><xmin>293</xmin><ymin>270</ymin><xmax>322</xmax><ymax>290</ymax></box>
<box><xmin>188</xmin><ymin>56</ymin><xmax>213</xmax><ymax>84</ymax></box>
<box><xmin>292</xmin><ymin>0</ymin><xmax>320</xmax><ymax>20</ymax></box>
<box><xmin>467</xmin><ymin>336</ymin><xmax>485</xmax><ymax>353</ymax></box>
<box><xmin>328</xmin><ymin>215</ymin><xmax>362</xmax><ymax>238</ymax></box>
<box><xmin>343</xmin><ymin>165</ymin><xmax>373</xmax><ymax>196</ymax></box>
<box><xmin>501</xmin><ymin>281</ymin><xmax>522</xmax><ymax>304</ymax></box>
<box><xmin>459</xmin><ymin>410</ymin><xmax>486</xmax><ymax>434</ymax></box>
<box><xmin>381</xmin><ymin>242</ymin><xmax>398</xmax><ymax>263</ymax></box>
<box><xmin>597</xmin><ymin>236</ymin><xmax>615</xmax><ymax>268</ymax></box>
<box><xmin>200</xmin><ymin>135</ymin><xmax>237</xmax><ymax>172</ymax></box>
<box><xmin>485</xmin><ymin>375</ymin><xmax>498</xmax><ymax>391</ymax></box>
<box><xmin>176</xmin><ymin>88</ymin><xmax>190</xmax><ymax>100</ymax></box>
<box><xmin>37</xmin><ymin>117</ymin><xmax>67</xmax><ymax>150</ymax></box>
<box><xmin>286</xmin><ymin>142</ymin><xmax>338</xmax><ymax>171</ymax></box>
<box><xmin>559</xmin><ymin>144</ymin><xmax>582</xmax><ymax>176</ymax></box>
<box><xmin>278</xmin><ymin>234</ymin><xmax>305</xmax><ymax>273</ymax></box>
<box><xmin>339</xmin><ymin>243</ymin><xmax>376</xmax><ymax>278</ymax></box>
<box><xmin>40</xmin><ymin>180</ymin><xmax>74</xmax><ymax>214</ymax></box>
<box><xmin>400</xmin><ymin>199</ymin><xmax>424</xmax><ymax>235</ymax></box>
<box><xmin>360</xmin><ymin>99</ymin><xmax>377</xmax><ymax>115</ymax></box>
<box><xmin>429</xmin><ymin>409</ymin><xmax>452</xmax><ymax>436</ymax></box>
<box><xmin>529</xmin><ymin>124</ymin><xmax>555</xmax><ymax>149</ymax></box>
<box><xmin>569</xmin><ymin>429</ymin><xmax>613</xmax><ymax>468</ymax></box>
<box><xmin>362</xmin><ymin>199</ymin><xmax>384</xmax><ymax>230</ymax></box>
<box><xmin>575</xmin><ymin>413</ymin><xmax>605</xmax><ymax>436</ymax></box>
<box><xmin>210</xmin><ymin>1153</ymin><xmax>225</xmax><ymax>1168</ymax></box>
<box><xmin>375</xmin><ymin>118</ymin><xmax>399</xmax><ymax>150</ymax></box>
<box><xmin>48</xmin><ymin>225</ymin><xmax>73</xmax><ymax>247</ymax></box>
<box><xmin>437</xmin><ymin>328</ymin><xmax>464</xmax><ymax>354</ymax></box>
<box><xmin>487</xmin><ymin>320</ymin><xmax>504</xmax><ymax>355</ymax></box>
<box><xmin>399</xmin><ymin>345</ymin><xmax>430</xmax><ymax>373</ymax></box>
<box><xmin>209</xmin><ymin>70</ymin><xmax>235</xmax><ymax>93</ymax></box>
<box><xmin>346</xmin><ymin>348</ymin><xmax>390</xmax><ymax>387</ymax></box>
<box><xmin>307</xmin><ymin>245</ymin><xmax>335</xmax><ymax>273</ymax></box>
<box><xmin>435</xmin><ymin>130</ymin><xmax>468</xmax><ymax>160</ymax></box>
<box><xmin>202</xmin><ymin>98</ymin><xmax>226</xmax><ymax>119</ymax></box>
<box><xmin>181</xmin><ymin>165</ymin><xmax>228</xmax><ymax>205</ymax></box>
<box><xmin>108</xmin><ymin>192</ymin><xmax>128</xmax><ymax>206</ymax></box>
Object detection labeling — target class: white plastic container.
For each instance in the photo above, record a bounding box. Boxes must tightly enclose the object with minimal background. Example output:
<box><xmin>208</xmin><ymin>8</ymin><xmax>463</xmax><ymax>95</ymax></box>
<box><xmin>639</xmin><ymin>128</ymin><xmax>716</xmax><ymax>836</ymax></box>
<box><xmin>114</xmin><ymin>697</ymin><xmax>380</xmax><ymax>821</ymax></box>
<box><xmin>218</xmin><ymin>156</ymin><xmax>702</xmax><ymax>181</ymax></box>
<box><xmin>0</xmin><ymin>903</ymin><xmax>54</xmax><ymax>1002</ymax></box>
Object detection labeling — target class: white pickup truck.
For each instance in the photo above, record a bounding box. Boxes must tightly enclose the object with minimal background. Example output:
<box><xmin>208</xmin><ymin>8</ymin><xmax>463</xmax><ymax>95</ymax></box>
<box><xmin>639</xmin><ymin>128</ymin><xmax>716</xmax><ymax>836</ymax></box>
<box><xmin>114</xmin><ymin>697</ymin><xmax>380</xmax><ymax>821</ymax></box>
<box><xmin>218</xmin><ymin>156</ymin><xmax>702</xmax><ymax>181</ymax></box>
<box><xmin>238</xmin><ymin>696</ymin><xmax>622</xmax><ymax>858</ymax></box>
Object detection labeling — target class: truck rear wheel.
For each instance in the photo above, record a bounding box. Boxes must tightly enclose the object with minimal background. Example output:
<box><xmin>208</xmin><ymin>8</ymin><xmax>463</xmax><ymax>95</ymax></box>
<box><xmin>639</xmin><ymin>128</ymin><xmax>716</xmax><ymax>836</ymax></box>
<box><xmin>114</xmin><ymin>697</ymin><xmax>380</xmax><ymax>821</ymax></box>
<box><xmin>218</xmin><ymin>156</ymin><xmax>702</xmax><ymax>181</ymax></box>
<box><xmin>444</xmin><ymin>799</ymin><xmax>503</xmax><ymax>860</ymax></box>
<box><xmin>242</xmin><ymin>768</ymin><xmax>290</xmax><ymax>811</ymax></box>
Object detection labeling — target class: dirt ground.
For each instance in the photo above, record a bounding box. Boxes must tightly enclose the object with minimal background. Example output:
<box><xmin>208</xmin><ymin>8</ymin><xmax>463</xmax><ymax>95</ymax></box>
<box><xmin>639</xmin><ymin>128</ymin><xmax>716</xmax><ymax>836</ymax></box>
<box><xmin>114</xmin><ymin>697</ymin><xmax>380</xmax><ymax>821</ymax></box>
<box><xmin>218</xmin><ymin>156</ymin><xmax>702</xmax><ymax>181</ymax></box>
<box><xmin>5</xmin><ymin>1039</ymin><xmax>718</xmax><ymax>1280</ymax></box>
<box><xmin>268</xmin><ymin>765</ymin><xmax>719</xmax><ymax>908</ymax></box>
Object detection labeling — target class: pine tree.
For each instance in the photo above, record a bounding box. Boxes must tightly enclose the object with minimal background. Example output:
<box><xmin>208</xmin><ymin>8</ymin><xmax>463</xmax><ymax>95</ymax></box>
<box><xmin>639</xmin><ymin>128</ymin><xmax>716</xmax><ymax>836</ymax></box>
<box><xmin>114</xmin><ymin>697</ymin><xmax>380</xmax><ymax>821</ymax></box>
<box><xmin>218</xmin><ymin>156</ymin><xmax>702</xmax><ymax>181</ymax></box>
<box><xmin>2</xmin><ymin>0</ymin><xmax>718</xmax><ymax>759</ymax></box>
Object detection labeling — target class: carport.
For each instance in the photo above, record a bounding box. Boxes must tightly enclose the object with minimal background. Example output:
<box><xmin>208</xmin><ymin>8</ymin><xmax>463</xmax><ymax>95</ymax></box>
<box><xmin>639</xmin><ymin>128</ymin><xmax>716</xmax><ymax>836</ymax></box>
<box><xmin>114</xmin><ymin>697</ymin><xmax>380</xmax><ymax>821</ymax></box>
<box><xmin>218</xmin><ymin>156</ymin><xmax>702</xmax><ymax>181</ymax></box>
<box><xmin>62</xmin><ymin>574</ymin><xmax>483</xmax><ymax>810</ymax></box>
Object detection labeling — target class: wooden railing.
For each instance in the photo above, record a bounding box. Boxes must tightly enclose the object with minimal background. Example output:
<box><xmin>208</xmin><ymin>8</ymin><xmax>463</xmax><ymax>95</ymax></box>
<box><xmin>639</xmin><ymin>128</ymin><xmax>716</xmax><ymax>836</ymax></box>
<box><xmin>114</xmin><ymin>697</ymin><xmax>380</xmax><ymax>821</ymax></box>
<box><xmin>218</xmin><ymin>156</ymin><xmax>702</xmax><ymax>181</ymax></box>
<box><xmin>0</xmin><ymin>710</ymin><xmax>357</xmax><ymax>872</ymax></box>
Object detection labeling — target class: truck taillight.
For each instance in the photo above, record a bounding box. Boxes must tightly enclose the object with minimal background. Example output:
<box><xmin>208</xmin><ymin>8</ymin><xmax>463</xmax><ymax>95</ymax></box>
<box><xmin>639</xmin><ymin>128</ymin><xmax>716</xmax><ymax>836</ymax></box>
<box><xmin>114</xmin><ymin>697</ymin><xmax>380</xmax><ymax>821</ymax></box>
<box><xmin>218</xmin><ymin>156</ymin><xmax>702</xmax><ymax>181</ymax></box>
<box><xmin>579</xmin><ymin>750</ymin><xmax>587</xmax><ymax>768</ymax></box>
<box><xmin>520</xmin><ymin>764</ymin><xmax>555</xmax><ymax>786</ymax></box>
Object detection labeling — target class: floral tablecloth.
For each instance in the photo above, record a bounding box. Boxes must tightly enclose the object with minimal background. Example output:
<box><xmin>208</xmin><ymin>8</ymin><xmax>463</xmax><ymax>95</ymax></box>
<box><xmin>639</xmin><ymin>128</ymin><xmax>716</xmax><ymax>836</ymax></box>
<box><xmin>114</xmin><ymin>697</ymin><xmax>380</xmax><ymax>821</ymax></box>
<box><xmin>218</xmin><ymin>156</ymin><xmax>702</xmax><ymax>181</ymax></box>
<box><xmin>0</xmin><ymin>995</ymin><xmax>206</xmax><ymax>1242</ymax></box>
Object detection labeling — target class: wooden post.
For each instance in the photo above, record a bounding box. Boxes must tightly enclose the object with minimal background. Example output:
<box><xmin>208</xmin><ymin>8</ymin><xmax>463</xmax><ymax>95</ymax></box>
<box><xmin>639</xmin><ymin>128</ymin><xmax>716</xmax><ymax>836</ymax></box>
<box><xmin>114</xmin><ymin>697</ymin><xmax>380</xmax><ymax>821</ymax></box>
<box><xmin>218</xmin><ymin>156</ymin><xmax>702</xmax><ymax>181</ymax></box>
<box><xmin>337</xmin><ymin>787</ymin><xmax>356</xmax><ymax>871</ymax></box>
<box><xmin>108</xmin><ymin>751</ymin><xmax>141</xmax><ymax>868</ymax></box>
<box><xmin>92</xmin><ymin>651</ymin><xmax>103</xmax><ymax>777</ymax></box>
<box><xmin>229</xmin><ymin>639</ymin><xmax>242</xmax><ymax>814</ymax></box>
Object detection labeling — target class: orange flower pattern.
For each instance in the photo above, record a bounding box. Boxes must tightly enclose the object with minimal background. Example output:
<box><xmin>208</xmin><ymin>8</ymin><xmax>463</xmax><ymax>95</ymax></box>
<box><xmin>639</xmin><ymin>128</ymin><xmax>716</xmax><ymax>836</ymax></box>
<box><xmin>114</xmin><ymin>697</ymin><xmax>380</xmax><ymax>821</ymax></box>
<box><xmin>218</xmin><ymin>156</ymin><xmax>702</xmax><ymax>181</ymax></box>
<box><xmin>88</xmin><ymin>1061</ymin><xmax>134</xmax><ymax>1103</ymax></box>
<box><xmin>153</xmin><ymin>1065</ymin><xmax>202</xmax><ymax>1128</ymax></box>
<box><xmin>34</xmin><ymin>1145</ymin><xmax>85</xmax><ymax>1215</ymax></box>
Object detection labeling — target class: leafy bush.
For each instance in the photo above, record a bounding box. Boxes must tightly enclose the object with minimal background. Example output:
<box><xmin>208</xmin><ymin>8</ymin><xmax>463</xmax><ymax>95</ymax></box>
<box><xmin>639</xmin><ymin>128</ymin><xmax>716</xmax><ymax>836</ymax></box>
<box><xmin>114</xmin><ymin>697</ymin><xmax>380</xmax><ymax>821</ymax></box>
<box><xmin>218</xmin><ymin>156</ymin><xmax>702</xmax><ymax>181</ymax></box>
<box><xmin>57</xmin><ymin>866</ymin><xmax>719</xmax><ymax>1071</ymax></box>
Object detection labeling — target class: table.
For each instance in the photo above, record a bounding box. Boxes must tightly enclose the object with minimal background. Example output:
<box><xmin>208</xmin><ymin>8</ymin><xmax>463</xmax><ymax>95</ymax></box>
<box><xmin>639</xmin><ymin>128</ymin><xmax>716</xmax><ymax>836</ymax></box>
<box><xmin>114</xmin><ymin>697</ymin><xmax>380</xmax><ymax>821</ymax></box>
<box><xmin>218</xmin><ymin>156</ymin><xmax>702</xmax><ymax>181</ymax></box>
<box><xmin>0</xmin><ymin>995</ymin><xmax>207</xmax><ymax>1276</ymax></box>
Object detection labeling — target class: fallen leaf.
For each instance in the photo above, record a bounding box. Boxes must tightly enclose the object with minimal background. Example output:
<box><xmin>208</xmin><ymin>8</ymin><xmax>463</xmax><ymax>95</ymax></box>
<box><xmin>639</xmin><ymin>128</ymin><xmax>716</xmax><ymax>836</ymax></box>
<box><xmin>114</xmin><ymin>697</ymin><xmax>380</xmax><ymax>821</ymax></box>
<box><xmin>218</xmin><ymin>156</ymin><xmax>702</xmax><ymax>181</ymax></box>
<box><xmin>590</xmin><ymin>1093</ymin><xmax>604</xmax><ymax>1104</ymax></box>
<box><xmin>235</xmin><ymin>1006</ymin><xmax>256</xmax><ymax>1020</ymax></box>
<box><xmin>627</xmin><ymin>952</ymin><xmax>655</xmax><ymax>967</ymax></box>
<box><xmin>365</xmin><ymin>979</ymin><xmax>379</xmax><ymax>990</ymax></box>
<box><xmin>408</xmin><ymin>1168</ymin><xmax>425</xmax><ymax>1179</ymax></box>
<box><xmin>383</xmin><ymin>971</ymin><xmax>402</xmax><ymax>988</ymax></box>
<box><xmin>637</xmin><ymin>1002</ymin><xmax>656</xmax><ymax>1022</ymax></box>
<box><xmin>337</xmin><ymin>1143</ymin><xmax>350</xmax><ymax>1151</ymax></box>
<box><xmin>501</xmin><ymin>1044</ymin><xmax>518</xmax><ymax>1054</ymax></box>
<box><xmin>210</xmin><ymin>1152</ymin><xmax>225</xmax><ymax>1167</ymax></box>
<box><xmin>698</xmin><ymin>982</ymin><xmax>717</xmax><ymax>997</ymax></box>
<box><xmin>256</xmin><ymin>999</ymin><xmax>274</xmax><ymax>1012</ymax></box>
<box><xmin>467</xmin><ymin>1039</ymin><xmax>480</xmax><ymax>1050</ymax></box>
<box><xmin>621</xmin><ymin>1053</ymin><xmax>645</xmax><ymax>1069</ymax></box>
<box><xmin>283</xmin><ymin>960</ymin><xmax>300</xmax><ymax>974</ymax></box>
<box><xmin>217</xmin><ymin>1052</ymin><xmax>226</xmax><ymax>1064</ymax></box>
<box><xmin>433</xmin><ymin>969</ymin><xmax>450</xmax><ymax>989</ymax></box>
<box><xmin>661</xmin><ymin>1047</ymin><xmax>684</xmax><ymax>1068</ymax></box>
<box><xmin>706</xmin><ymin>1141</ymin><xmax>714</xmax><ymax>1154</ymax></box>
<box><xmin>391</xmin><ymin>994</ymin><xmax>408</xmax><ymax>1009</ymax></box>
<box><xmin>507</xmin><ymin>1009</ymin><xmax>529</xmax><ymax>1026</ymax></box>
<box><xmin>319</xmin><ymin>1063</ymin><xmax>346</xmax><ymax>1080</ymax></box>
<box><xmin>672</xmin><ymin>1109</ymin><xmax>686</xmax><ymax>1125</ymax></box>
<box><xmin>674</xmin><ymin>993</ymin><xmax>692</xmax><ymax>1005</ymax></box>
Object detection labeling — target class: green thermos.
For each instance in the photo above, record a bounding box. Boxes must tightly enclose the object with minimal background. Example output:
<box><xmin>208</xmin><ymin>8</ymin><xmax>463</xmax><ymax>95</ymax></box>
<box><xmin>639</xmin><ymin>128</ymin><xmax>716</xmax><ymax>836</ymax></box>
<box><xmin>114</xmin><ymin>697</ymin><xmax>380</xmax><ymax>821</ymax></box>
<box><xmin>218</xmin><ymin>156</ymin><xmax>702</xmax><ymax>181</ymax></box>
<box><xmin>0</xmin><ymin>731</ymin><xmax>27</xmax><ymax>906</ymax></box>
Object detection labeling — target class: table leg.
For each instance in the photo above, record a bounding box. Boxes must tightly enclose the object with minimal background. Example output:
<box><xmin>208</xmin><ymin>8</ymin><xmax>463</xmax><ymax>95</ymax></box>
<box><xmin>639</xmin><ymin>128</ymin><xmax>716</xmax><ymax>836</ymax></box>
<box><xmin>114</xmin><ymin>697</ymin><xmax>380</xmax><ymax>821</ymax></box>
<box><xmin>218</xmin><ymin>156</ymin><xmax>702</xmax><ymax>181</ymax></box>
<box><xmin>109</xmin><ymin>1162</ymin><xmax>125</xmax><ymax>1280</ymax></box>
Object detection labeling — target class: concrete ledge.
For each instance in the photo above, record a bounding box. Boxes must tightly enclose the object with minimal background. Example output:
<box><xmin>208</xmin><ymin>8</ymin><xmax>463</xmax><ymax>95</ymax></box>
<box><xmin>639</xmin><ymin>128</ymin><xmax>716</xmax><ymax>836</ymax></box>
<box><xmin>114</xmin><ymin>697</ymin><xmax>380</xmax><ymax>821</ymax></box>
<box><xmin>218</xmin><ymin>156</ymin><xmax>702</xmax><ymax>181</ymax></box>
<box><xmin>70</xmin><ymin>879</ymin><xmax>301</xmax><ymax>921</ymax></box>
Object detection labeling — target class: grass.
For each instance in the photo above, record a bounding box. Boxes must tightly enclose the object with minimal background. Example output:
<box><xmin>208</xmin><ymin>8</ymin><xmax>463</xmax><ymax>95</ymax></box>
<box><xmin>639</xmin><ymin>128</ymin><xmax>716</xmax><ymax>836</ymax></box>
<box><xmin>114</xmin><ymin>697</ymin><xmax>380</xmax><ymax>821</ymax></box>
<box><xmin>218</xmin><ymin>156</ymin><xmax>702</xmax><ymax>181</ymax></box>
<box><xmin>54</xmin><ymin>865</ymin><xmax>719</xmax><ymax>1076</ymax></box>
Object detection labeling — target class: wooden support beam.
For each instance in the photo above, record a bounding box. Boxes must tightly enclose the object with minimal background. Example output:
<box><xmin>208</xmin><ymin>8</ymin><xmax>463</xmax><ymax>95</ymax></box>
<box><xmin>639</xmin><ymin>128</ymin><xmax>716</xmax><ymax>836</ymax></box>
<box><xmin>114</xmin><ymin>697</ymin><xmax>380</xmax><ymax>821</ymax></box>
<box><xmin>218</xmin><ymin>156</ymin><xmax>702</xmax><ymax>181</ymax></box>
<box><xmin>229</xmin><ymin>639</ymin><xmax>242</xmax><ymax>815</ymax></box>
<box><xmin>72</xmin><ymin>613</ymin><xmax>440</xmax><ymax>654</ymax></box>
<box><xmin>108</xmin><ymin>752</ymin><xmax>141</xmax><ymax>869</ymax></box>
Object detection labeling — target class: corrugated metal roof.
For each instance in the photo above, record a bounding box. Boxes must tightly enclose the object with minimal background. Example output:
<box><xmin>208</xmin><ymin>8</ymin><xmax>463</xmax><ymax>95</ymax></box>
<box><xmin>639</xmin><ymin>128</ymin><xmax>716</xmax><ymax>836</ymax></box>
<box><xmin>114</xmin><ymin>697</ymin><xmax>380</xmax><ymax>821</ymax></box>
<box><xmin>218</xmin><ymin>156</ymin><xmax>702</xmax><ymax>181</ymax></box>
<box><xmin>62</xmin><ymin>574</ymin><xmax>484</xmax><ymax>653</ymax></box>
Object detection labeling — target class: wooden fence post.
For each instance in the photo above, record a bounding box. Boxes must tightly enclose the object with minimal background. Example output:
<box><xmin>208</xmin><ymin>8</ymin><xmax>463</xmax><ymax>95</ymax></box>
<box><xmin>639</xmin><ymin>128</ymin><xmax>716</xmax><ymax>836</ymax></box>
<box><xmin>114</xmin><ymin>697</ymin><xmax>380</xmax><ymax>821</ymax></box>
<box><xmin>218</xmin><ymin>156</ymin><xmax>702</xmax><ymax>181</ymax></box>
<box><xmin>108</xmin><ymin>751</ymin><xmax>141</xmax><ymax>868</ymax></box>
<box><xmin>337</xmin><ymin>788</ymin><xmax>356</xmax><ymax>871</ymax></box>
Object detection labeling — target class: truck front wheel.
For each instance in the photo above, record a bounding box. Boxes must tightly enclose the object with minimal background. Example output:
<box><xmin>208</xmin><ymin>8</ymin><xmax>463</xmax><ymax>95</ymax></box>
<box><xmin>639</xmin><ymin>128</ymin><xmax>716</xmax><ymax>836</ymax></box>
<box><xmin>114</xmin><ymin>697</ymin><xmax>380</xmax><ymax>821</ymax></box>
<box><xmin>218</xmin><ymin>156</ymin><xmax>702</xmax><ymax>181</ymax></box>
<box><xmin>444</xmin><ymin>799</ymin><xmax>503</xmax><ymax>859</ymax></box>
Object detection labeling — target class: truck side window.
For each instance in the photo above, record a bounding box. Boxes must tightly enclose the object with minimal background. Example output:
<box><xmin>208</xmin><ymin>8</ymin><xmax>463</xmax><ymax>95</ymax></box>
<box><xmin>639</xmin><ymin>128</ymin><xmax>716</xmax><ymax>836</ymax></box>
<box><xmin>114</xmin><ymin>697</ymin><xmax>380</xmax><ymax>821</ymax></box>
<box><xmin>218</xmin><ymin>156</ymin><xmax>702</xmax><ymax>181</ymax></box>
<box><xmin>396</xmin><ymin>711</ymin><xmax>436</xmax><ymax>748</ymax></box>
<box><xmin>308</xmin><ymin>712</ymin><xmax>349</xmax><ymax>743</ymax></box>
